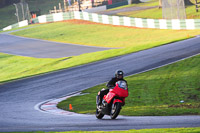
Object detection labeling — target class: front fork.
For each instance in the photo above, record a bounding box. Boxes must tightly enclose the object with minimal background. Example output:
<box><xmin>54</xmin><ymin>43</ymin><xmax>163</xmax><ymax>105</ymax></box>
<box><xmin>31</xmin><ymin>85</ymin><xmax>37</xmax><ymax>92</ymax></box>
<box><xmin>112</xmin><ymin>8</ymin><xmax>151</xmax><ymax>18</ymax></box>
<box><xmin>96</xmin><ymin>95</ymin><xmax>100</xmax><ymax>105</ymax></box>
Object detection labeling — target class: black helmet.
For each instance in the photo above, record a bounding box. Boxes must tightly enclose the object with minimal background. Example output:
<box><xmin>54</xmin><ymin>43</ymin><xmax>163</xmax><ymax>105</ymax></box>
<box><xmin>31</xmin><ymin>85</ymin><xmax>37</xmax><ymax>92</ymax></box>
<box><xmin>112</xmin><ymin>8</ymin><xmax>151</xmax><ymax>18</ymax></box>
<box><xmin>115</xmin><ymin>70</ymin><xmax>124</xmax><ymax>79</ymax></box>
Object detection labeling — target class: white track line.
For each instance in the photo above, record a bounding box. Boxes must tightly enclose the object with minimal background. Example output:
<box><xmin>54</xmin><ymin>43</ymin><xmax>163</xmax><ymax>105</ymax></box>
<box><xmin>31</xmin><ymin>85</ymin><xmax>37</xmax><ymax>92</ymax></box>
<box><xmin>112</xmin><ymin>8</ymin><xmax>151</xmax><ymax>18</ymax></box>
<box><xmin>35</xmin><ymin>53</ymin><xmax>200</xmax><ymax>116</ymax></box>
<box><xmin>34</xmin><ymin>92</ymin><xmax>83</xmax><ymax>116</ymax></box>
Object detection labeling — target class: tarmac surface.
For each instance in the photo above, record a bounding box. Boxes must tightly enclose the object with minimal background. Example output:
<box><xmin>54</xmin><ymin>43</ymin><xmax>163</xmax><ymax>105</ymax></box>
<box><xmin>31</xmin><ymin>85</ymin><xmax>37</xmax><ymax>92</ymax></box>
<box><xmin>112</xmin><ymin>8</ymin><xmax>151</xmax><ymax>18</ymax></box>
<box><xmin>0</xmin><ymin>33</ymin><xmax>111</xmax><ymax>58</ymax></box>
<box><xmin>97</xmin><ymin>6</ymin><xmax>157</xmax><ymax>15</ymax></box>
<box><xmin>0</xmin><ymin>35</ymin><xmax>200</xmax><ymax>132</ymax></box>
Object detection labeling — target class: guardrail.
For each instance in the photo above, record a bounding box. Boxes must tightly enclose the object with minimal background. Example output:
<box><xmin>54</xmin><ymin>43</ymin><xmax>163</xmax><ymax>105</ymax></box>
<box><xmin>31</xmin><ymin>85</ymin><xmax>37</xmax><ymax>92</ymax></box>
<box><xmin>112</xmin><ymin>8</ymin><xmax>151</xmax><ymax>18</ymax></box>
<box><xmin>2</xmin><ymin>11</ymin><xmax>200</xmax><ymax>31</ymax></box>
<box><xmin>2</xmin><ymin>20</ymin><xmax>29</xmax><ymax>31</ymax></box>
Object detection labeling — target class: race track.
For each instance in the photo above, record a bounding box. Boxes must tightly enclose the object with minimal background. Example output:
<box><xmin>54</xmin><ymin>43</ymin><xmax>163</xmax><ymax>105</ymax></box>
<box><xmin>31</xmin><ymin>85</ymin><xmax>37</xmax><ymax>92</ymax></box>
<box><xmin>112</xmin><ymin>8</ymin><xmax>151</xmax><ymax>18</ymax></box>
<box><xmin>0</xmin><ymin>34</ymin><xmax>200</xmax><ymax>132</ymax></box>
<box><xmin>0</xmin><ymin>34</ymin><xmax>110</xmax><ymax>58</ymax></box>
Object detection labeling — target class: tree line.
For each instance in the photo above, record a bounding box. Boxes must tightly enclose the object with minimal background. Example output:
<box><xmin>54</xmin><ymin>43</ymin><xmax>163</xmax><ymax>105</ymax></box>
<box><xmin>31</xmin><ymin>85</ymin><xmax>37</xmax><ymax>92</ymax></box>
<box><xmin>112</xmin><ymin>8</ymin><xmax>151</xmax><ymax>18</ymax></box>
<box><xmin>0</xmin><ymin>0</ymin><xmax>24</xmax><ymax>8</ymax></box>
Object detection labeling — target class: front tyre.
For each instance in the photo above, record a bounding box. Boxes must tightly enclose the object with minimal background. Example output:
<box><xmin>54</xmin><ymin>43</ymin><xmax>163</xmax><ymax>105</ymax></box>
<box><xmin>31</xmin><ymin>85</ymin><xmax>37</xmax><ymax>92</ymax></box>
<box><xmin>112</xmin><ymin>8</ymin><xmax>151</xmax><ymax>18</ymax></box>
<box><xmin>110</xmin><ymin>102</ymin><xmax>121</xmax><ymax>119</ymax></box>
<box><xmin>96</xmin><ymin>108</ymin><xmax>104</xmax><ymax>119</ymax></box>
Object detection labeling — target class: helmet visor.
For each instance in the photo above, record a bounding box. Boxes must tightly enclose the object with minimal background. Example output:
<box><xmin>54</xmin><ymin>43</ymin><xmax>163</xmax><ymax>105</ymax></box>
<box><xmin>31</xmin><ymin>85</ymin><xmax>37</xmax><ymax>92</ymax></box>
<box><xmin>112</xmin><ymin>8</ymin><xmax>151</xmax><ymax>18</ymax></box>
<box><xmin>117</xmin><ymin>75</ymin><xmax>123</xmax><ymax>79</ymax></box>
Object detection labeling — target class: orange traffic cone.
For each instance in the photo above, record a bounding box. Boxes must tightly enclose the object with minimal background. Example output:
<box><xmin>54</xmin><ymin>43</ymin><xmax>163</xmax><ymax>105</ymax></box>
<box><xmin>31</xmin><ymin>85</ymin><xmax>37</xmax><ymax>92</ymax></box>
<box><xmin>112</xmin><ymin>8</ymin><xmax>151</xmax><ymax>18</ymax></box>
<box><xmin>69</xmin><ymin>104</ymin><xmax>73</xmax><ymax>110</ymax></box>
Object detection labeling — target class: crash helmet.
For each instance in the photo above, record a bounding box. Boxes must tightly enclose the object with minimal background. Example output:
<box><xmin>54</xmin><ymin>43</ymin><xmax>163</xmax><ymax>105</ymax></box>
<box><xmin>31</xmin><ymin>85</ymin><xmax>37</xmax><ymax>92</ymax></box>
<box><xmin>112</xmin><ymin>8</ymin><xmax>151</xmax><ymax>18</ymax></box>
<box><xmin>115</xmin><ymin>70</ymin><xmax>124</xmax><ymax>79</ymax></box>
<box><xmin>116</xmin><ymin>80</ymin><xmax>127</xmax><ymax>90</ymax></box>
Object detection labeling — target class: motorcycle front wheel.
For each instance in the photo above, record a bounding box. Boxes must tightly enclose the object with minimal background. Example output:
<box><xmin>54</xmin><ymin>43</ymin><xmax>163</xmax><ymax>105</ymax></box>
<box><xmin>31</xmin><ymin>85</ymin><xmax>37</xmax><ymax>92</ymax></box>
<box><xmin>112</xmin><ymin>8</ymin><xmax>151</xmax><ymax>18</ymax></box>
<box><xmin>96</xmin><ymin>108</ymin><xmax>104</xmax><ymax>119</ymax></box>
<box><xmin>110</xmin><ymin>102</ymin><xmax>121</xmax><ymax>119</ymax></box>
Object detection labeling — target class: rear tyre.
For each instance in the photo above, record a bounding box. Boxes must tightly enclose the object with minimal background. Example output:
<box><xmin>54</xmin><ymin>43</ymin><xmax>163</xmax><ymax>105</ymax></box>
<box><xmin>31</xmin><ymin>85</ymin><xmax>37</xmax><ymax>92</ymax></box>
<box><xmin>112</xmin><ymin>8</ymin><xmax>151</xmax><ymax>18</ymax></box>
<box><xmin>96</xmin><ymin>108</ymin><xmax>104</xmax><ymax>119</ymax></box>
<box><xmin>110</xmin><ymin>102</ymin><xmax>121</xmax><ymax>119</ymax></box>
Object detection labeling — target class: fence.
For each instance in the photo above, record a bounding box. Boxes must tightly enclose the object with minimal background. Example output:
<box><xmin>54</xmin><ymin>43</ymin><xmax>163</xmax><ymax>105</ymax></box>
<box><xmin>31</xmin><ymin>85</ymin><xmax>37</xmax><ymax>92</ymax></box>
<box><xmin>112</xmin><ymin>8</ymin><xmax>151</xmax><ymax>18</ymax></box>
<box><xmin>2</xmin><ymin>11</ymin><xmax>200</xmax><ymax>31</ymax></box>
<box><xmin>14</xmin><ymin>1</ymin><xmax>31</xmax><ymax>22</ymax></box>
<box><xmin>162</xmin><ymin>0</ymin><xmax>186</xmax><ymax>19</ymax></box>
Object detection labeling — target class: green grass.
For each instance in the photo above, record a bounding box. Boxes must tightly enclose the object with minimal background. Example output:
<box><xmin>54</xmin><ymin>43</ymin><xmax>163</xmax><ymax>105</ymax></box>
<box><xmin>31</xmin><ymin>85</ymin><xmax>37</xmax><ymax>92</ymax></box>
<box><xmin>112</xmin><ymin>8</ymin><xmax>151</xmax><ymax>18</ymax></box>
<box><xmin>0</xmin><ymin>0</ymin><xmax>66</xmax><ymax>29</ymax></box>
<box><xmin>57</xmin><ymin>54</ymin><xmax>200</xmax><ymax>116</ymax></box>
<box><xmin>0</xmin><ymin>53</ymin><xmax>63</xmax><ymax>83</ymax></box>
<box><xmin>0</xmin><ymin>5</ymin><xmax>18</xmax><ymax>29</ymax></box>
<box><xmin>11</xmin><ymin>20</ymin><xmax>200</xmax><ymax>48</ymax></box>
<box><xmin>1</xmin><ymin>20</ymin><xmax>200</xmax><ymax>84</ymax></box>
<box><xmin>2</xmin><ymin>127</ymin><xmax>200</xmax><ymax>133</ymax></box>
<box><xmin>117</xmin><ymin>6</ymin><xmax>163</xmax><ymax>19</ymax></box>
<box><xmin>0</xmin><ymin>47</ymin><xmax>131</xmax><ymax>83</ymax></box>
<box><xmin>0</xmin><ymin>0</ymin><xmax>199</xmax><ymax>30</ymax></box>
<box><xmin>0</xmin><ymin>23</ymin><xmax>44</xmax><ymax>34</ymax></box>
<box><xmin>1</xmin><ymin>20</ymin><xmax>200</xmax><ymax>116</ymax></box>
<box><xmin>114</xmin><ymin>0</ymin><xmax>200</xmax><ymax>19</ymax></box>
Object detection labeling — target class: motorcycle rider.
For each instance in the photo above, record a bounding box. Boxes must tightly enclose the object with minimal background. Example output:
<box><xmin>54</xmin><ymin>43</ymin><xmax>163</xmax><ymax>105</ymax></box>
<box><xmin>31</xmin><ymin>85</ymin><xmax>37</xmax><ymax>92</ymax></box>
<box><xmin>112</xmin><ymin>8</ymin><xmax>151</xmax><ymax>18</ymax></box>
<box><xmin>97</xmin><ymin>70</ymin><xmax>127</xmax><ymax>106</ymax></box>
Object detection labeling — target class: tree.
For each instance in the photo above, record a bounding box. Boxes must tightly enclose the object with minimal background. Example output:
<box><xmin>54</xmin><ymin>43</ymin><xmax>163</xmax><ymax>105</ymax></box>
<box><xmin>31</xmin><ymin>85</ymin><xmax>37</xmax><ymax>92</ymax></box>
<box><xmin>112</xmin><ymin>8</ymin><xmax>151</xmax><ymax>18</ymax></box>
<box><xmin>159</xmin><ymin>0</ymin><xmax>162</xmax><ymax>8</ymax></box>
<box><xmin>0</xmin><ymin>0</ymin><xmax>7</xmax><ymax>7</ymax></box>
<box><xmin>0</xmin><ymin>0</ymin><xmax>20</xmax><ymax>8</ymax></box>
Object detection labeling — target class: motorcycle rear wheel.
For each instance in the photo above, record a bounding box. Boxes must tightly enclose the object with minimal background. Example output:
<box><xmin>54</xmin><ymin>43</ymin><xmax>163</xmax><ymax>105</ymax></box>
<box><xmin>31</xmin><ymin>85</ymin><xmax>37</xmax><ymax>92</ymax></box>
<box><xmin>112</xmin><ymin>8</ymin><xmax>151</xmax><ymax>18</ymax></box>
<box><xmin>110</xmin><ymin>102</ymin><xmax>121</xmax><ymax>119</ymax></box>
<box><xmin>96</xmin><ymin>108</ymin><xmax>104</xmax><ymax>119</ymax></box>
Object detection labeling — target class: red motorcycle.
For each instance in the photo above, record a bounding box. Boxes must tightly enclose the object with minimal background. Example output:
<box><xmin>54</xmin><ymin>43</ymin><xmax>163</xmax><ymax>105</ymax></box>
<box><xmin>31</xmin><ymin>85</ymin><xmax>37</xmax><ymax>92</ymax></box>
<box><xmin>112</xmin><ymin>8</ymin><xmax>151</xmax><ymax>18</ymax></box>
<box><xmin>96</xmin><ymin>80</ymin><xmax>129</xmax><ymax>119</ymax></box>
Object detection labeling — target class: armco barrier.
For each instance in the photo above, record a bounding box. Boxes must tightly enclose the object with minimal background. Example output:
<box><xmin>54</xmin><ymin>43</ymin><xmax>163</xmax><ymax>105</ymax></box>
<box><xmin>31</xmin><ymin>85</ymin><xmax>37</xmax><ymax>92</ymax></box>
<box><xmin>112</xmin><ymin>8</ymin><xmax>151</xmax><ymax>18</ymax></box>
<box><xmin>2</xmin><ymin>11</ymin><xmax>200</xmax><ymax>31</ymax></box>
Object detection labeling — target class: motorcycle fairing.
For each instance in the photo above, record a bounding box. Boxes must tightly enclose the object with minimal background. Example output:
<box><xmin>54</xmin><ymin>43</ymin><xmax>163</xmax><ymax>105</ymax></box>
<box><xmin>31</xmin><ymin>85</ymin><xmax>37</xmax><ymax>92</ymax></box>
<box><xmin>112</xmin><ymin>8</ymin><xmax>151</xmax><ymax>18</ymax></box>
<box><xmin>103</xmin><ymin>85</ymin><xmax>128</xmax><ymax>104</ymax></box>
<box><xmin>112</xmin><ymin>85</ymin><xmax>129</xmax><ymax>98</ymax></box>
<box><xmin>113</xmin><ymin>99</ymin><xmax>123</xmax><ymax>104</ymax></box>
<box><xmin>103</xmin><ymin>91</ymin><xmax>115</xmax><ymax>104</ymax></box>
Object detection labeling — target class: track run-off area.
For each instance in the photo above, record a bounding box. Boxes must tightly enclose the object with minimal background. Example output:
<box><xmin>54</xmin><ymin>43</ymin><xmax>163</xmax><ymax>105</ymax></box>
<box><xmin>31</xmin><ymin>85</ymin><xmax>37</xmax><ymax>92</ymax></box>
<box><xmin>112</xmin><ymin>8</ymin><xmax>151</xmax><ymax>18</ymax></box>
<box><xmin>0</xmin><ymin>33</ymin><xmax>200</xmax><ymax>132</ymax></box>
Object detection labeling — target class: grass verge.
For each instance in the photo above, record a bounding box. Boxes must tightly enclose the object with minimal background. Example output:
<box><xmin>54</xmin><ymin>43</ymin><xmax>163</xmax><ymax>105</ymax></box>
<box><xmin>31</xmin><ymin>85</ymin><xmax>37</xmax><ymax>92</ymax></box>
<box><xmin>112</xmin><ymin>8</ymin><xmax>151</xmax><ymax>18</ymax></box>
<box><xmin>3</xmin><ymin>127</ymin><xmax>200</xmax><ymax>133</ymax></box>
<box><xmin>1</xmin><ymin>20</ymin><xmax>200</xmax><ymax>84</ymax></box>
<box><xmin>11</xmin><ymin>20</ymin><xmax>200</xmax><ymax>48</ymax></box>
<box><xmin>57</xmin><ymin>54</ymin><xmax>200</xmax><ymax>116</ymax></box>
<box><xmin>114</xmin><ymin>0</ymin><xmax>200</xmax><ymax>19</ymax></box>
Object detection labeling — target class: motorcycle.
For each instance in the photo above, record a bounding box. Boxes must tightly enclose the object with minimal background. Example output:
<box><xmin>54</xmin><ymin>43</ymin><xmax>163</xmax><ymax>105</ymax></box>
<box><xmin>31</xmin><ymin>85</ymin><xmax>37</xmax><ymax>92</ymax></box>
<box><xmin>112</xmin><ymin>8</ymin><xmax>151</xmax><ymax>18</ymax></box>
<box><xmin>96</xmin><ymin>80</ymin><xmax>129</xmax><ymax>119</ymax></box>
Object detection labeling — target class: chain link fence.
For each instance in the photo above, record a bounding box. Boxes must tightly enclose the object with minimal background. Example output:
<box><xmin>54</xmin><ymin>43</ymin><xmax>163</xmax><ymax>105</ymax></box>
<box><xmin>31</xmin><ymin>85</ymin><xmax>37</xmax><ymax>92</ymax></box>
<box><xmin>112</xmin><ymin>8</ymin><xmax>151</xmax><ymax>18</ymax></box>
<box><xmin>14</xmin><ymin>0</ymin><xmax>30</xmax><ymax>22</ymax></box>
<box><xmin>162</xmin><ymin>0</ymin><xmax>186</xmax><ymax>19</ymax></box>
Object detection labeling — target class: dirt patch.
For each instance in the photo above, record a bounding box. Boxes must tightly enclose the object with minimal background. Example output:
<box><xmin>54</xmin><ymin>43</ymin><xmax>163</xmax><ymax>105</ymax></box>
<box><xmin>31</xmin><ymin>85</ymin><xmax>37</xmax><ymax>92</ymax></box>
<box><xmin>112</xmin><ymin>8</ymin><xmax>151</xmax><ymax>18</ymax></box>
<box><xmin>187</xmin><ymin>94</ymin><xmax>199</xmax><ymax>100</ymax></box>
<box><xmin>196</xmin><ymin>88</ymin><xmax>200</xmax><ymax>91</ymax></box>
<box><xmin>62</xmin><ymin>19</ymin><xmax>152</xmax><ymax>30</ymax></box>
<box><xmin>168</xmin><ymin>103</ymin><xmax>200</xmax><ymax>108</ymax></box>
<box><xmin>63</xmin><ymin>19</ymin><xmax>99</xmax><ymax>25</ymax></box>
